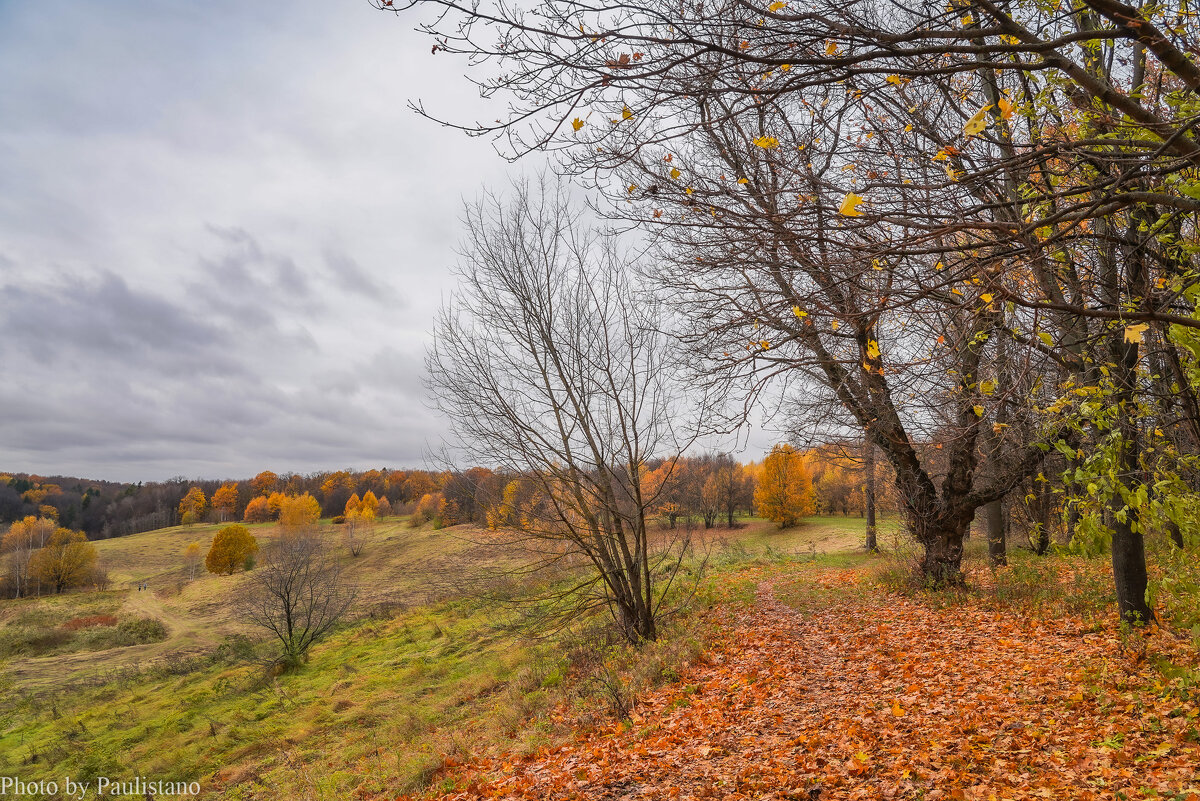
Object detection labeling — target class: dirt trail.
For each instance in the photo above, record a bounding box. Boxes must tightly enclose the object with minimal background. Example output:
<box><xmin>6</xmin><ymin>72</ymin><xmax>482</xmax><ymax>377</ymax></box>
<box><xmin>417</xmin><ymin>569</ymin><xmax>1200</xmax><ymax>801</ymax></box>
<box><xmin>6</xmin><ymin>589</ymin><xmax>225</xmax><ymax>693</ymax></box>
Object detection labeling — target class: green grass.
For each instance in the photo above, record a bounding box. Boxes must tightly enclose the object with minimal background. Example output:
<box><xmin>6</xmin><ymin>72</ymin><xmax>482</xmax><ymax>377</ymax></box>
<box><xmin>0</xmin><ymin>513</ymin><xmax>900</xmax><ymax>799</ymax></box>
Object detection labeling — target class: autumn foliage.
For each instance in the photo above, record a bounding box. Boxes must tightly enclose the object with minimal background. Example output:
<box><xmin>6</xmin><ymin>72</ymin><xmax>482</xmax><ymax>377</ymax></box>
<box><xmin>754</xmin><ymin>444</ymin><xmax>816</xmax><ymax>528</ymax></box>
<box><xmin>204</xmin><ymin>524</ymin><xmax>259</xmax><ymax>575</ymax></box>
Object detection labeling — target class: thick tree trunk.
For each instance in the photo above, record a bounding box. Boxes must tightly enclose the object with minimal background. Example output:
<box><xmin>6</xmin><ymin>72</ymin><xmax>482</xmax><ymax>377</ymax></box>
<box><xmin>918</xmin><ymin>531</ymin><xmax>966</xmax><ymax>585</ymax></box>
<box><xmin>913</xmin><ymin>515</ymin><xmax>969</xmax><ymax>585</ymax></box>
<box><xmin>985</xmin><ymin>499</ymin><xmax>1007</xmax><ymax>567</ymax></box>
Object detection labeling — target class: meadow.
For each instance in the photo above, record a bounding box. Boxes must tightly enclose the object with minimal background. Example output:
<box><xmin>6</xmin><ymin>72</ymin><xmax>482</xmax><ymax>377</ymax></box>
<box><xmin>0</xmin><ymin>513</ymin><xmax>893</xmax><ymax>799</ymax></box>
<box><xmin>3</xmin><ymin>513</ymin><xmax>1196</xmax><ymax>801</ymax></box>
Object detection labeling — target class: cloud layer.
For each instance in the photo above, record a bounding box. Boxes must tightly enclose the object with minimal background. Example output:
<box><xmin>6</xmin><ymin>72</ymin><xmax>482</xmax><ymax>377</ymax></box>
<box><xmin>0</xmin><ymin>0</ymin><xmax>516</xmax><ymax>481</ymax></box>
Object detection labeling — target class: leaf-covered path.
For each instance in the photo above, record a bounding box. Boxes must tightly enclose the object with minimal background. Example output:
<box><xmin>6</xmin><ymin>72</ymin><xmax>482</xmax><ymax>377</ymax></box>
<box><xmin>422</xmin><ymin>569</ymin><xmax>1200</xmax><ymax>800</ymax></box>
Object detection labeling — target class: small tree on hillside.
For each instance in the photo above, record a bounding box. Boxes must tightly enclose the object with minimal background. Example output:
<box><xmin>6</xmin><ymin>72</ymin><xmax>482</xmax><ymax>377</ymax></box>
<box><xmin>755</xmin><ymin>445</ymin><xmax>816</xmax><ymax>529</ymax></box>
<box><xmin>184</xmin><ymin>541</ymin><xmax>202</xmax><ymax>579</ymax></box>
<box><xmin>205</xmin><ymin>524</ymin><xmax>259</xmax><ymax>575</ymax></box>
<box><xmin>29</xmin><ymin>528</ymin><xmax>98</xmax><ymax>594</ymax></box>
<box><xmin>178</xmin><ymin>487</ymin><xmax>207</xmax><ymax>526</ymax></box>
<box><xmin>238</xmin><ymin>533</ymin><xmax>356</xmax><ymax>670</ymax></box>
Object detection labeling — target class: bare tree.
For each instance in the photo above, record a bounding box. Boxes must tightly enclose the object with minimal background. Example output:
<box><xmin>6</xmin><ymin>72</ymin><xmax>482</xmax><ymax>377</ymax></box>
<box><xmin>427</xmin><ymin>175</ymin><xmax>705</xmax><ymax>644</ymax></box>
<box><xmin>239</xmin><ymin>534</ymin><xmax>357</xmax><ymax>670</ymax></box>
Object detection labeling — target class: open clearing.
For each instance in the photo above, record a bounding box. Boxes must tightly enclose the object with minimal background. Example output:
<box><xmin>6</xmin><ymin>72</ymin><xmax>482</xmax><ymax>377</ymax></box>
<box><xmin>3</xmin><ymin>514</ymin><xmax>1197</xmax><ymax>801</ymax></box>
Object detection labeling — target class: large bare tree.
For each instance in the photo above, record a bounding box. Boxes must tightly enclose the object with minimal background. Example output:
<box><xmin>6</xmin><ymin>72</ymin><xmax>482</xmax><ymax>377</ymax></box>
<box><xmin>427</xmin><ymin>176</ymin><xmax>703</xmax><ymax>643</ymax></box>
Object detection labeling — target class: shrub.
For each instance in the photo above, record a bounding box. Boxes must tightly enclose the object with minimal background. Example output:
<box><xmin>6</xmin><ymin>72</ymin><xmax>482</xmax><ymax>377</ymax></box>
<box><xmin>62</xmin><ymin>614</ymin><xmax>118</xmax><ymax>631</ymax></box>
<box><xmin>115</xmin><ymin>616</ymin><xmax>169</xmax><ymax>645</ymax></box>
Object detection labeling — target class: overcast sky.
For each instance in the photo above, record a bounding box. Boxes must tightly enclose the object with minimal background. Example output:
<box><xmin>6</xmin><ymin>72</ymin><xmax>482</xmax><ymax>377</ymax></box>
<box><xmin>0</xmin><ymin>1</ymin><xmax>531</xmax><ymax>482</ymax></box>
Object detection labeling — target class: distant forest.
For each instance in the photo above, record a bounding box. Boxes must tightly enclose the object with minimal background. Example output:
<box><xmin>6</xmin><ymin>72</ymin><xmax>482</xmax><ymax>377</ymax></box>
<box><xmin>0</xmin><ymin>469</ymin><xmax>441</xmax><ymax>539</ymax></box>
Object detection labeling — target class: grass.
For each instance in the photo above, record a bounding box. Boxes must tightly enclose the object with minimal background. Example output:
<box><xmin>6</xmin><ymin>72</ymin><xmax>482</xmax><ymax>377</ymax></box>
<box><xmin>0</xmin><ymin>513</ymin><xmax>872</xmax><ymax>799</ymax></box>
<box><xmin>16</xmin><ymin>511</ymin><xmax>1183</xmax><ymax>800</ymax></box>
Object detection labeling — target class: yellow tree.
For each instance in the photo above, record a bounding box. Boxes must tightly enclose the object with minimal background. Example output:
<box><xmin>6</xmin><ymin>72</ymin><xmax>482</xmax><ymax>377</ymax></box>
<box><xmin>211</xmin><ymin>482</ymin><xmax>239</xmax><ymax>522</ymax></box>
<box><xmin>360</xmin><ymin>490</ymin><xmax>379</xmax><ymax>517</ymax></box>
<box><xmin>205</xmin><ymin>524</ymin><xmax>259</xmax><ymax>575</ymax></box>
<box><xmin>184</xmin><ymin>541</ymin><xmax>202</xmax><ymax>579</ymax></box>
<box><xmin>343</xmin><ymin>493</ymin><xmax>362</xmax><ymax>517</ymax></box>
<box><xmin>3</xmin><ymin>516</ymin><xmax>57</xmax><ymax>597</ymax></box>
<box><xmin>280</xmin><ymin>493</ymin><xmax>321</xmax><ymax>531</ymax></box>
<box><xmin>754</xmin><ymin>444</ymin><xmax>816</xmax><ymax>529</ymax></box>
<box><xmin>29</xmin><ymin>528</ymin><xmax>97</xmax><ymax>593</ymax></box>
<box><xmin>266</xmin><ymin>491</ymin><xmax>287</xmax><ymax>521</ymax></box>
<box><xmin>178</xmin><ymin>487</ymin><xmax>207</xmax><ymax>526</ymax></box>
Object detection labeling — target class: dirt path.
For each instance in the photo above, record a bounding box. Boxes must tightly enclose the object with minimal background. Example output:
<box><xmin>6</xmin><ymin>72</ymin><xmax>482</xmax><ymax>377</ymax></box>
<box><xmin>6</xmin><ymin>589</ymin><xmax>224</xmax><ymax>693</ymax></box>
<box><xmin>418</xmin><ymin>570</ymin><xmax>1200</xmax><ymax>801</ymax></box>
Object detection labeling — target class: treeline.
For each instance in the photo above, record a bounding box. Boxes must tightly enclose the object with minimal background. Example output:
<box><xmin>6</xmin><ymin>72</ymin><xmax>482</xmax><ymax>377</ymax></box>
<box><xmin>2</xmin><ymin>448</ymin><xmax>896</xmax><ymax>544</ymax></box>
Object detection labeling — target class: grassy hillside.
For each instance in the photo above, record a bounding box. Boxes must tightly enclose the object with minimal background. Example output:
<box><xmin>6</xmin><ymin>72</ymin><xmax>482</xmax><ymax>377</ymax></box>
<box><xmin>0</xmin><ymin>513</ymin><xmax>892</xmax><ymax>799</ymax></box>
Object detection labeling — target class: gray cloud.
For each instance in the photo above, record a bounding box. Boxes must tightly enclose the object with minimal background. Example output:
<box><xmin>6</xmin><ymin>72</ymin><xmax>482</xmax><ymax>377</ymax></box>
<box><xmin>0</xmin><ymin>0</ymin><xmax>522</xmax><ymax>482</ymax></box>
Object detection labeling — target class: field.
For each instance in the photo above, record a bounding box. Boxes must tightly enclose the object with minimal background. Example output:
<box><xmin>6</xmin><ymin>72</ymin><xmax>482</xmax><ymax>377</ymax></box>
<box><xmin>2</xmin><ymin>513</ymin><xmax>1196</xmax><ymax>801</ymax></box>
<box><xmin>0</xmin><ymin>513</ymin><xmax>890</xmax><ymax>799</ymax></box>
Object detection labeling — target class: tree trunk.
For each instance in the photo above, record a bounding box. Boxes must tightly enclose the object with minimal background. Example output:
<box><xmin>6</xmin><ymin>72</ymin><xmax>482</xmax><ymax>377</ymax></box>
<box><xmin>985</xmin><ymin>499</ymin><xmax>1007</xmax><ymax>567</ymax></box>
<box><xmin>864</xmin><ymin>437</ymin><xmax>878</xmax><ymax>553</ymax></box>
<box><xmin>914</xmin><ymin>516</ymin><xmax>968</xmax><ymax>585</ymax></box>
<box><xmin>1034</xmin><ymin>478</ymin><xmax>1051</xmax><ymax>556</ymax></box>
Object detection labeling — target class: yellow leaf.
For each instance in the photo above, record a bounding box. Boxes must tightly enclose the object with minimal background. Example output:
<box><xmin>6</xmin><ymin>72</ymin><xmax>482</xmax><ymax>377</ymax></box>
<box><xmin>753</xmin><ymin>135</ymin><xmax>779</xmax><ymax>149</ymax></box>
<box><xmin>737</xmin><ymin>177</ymin><xmax>749</xmax><ymax>184</ymax></box>
<box><xmin>628</xmin><ymin>184</ymin><xmax>637</xmax><ymax>193</ymax></box>
<box><xmin>1124</xmin><ymin>323</ymin><xmax>1149</xmax><ymax>343</ymax></box>
<box><xmin>866</xmin><ymin>340</ymin><xmax>880</xmax><ymax>359</ymax></box>
<box><xmin>831</xmin><ymin>320</ymin><xmax>839</xmax><ymax>330</ymax></box>
<box><xmin>980</xmin><ymin>293</ymin><xmax>994</xmax><ymax>303</ymax></box>
<box><xmin>781</xmin><ymin>63</ymin><xmax>791</xmax><ymax>71</ymax></box>
<box><xmin>980</xmin><ymin>379</ymin><xmax>996</xmax><ymax>395</ymax></box>
<box><xmin>572</xmin><ymin>117</ymin><xmax>585</xmax><ymax>131</ymax></box>
<box><xmin>963</xmin><ymin>105</ymin><xmax>991</xmax><ymax>136</ymax></box>
<box><xmin>973</xmin><ymin>405</ymin><xmax>985</xmax><ymax>417</ymax></box>
<box><xmin>792</xmin><ymin>306</ymin><xmax>808</xmax><ymax>318</ymax></box>
<box><xmin>1038</xmin><ymin>331</ymin><xmax>1053</xmax><ymax>347</ymax></box>
<box><xmin>670</xmin><ymin>167</ymin><xmax>681</xmax><ymax>180</ymax></box>
<box><xmin>839</xmin><ymin>192</ymin><xmax>865</xmax><ymax>216</ymax></box>
<box><xmin>685</xmin><ymin>186</ymin><xmax>694</xmax><ymax>194</ymax></box>
<box><xmin>886</xmin><ymin>74</ymin><xmax>903</xmax><ymax>85</ymax></box>
<box><xmin>768</xmin><ymin>0</ymin><xmax>786</xmax><ymax>10</ymax></box>
<box><xmin>760</xmin><ymin>340</ymin><xmax>771</xmax><ymax>350</ymax></box>
<box><xmin>935</xmin><ymin>261</ymin><xmax>944</xmax><ymax>271</ymax></box>
<box><xmin>622</xmin><ymin>106</ymin><xmax>633</xmax><ymax>120</ymax></box>
<box><xmin>825</xmin><ymin>40</ymin><xmax>838</xmax><ymax>55</ymax></box>
<box><xmin>891</xmin><ymin>698</ymin><xmax>905</xmax><ymax>717</ymax></box>
<box><xmin>998</xmin><ymin>96</ymin><xmax>1014</xmax><ymax>121</ymax></box>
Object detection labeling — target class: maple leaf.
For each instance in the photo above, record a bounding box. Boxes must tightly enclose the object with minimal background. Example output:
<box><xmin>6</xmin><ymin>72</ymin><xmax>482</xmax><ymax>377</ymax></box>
<box><xmin>768</xmin><ymin>0</ymin><xmax>787</xmax><ymax>9</ymax></box>
<box><xmin>839</xmin><ymin>193</ymin><xmax>865</xmax><ymax>216</ymax></box>
<box><xmin>753</xmin><ymin>135</ymin><xmax>779</xmax><ymax>149</ymax></box>
<box><xmin>572</xmin><ymin>118</ymin><xmax>585</xmax><ymax>131</ymax></box>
